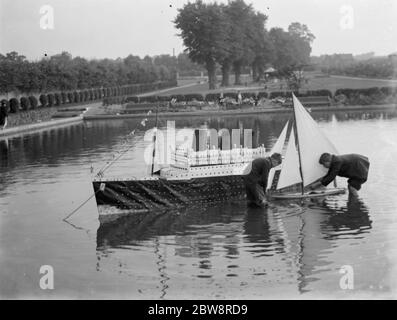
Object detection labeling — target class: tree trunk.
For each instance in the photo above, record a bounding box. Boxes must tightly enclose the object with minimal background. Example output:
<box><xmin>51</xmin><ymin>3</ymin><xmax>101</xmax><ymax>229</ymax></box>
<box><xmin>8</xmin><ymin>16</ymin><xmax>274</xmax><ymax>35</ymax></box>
<box><xmin>221</xmin><ymin>61</ymin><xmax>231</xmax><ymax>87</ymax></box>
<box><xmin>233</xmin><ymin>61</ymin><xmax>242</xmax><ymax>85</ymax></box>
<box><xmin>206</xmin><ymin>59</ymin><xmax>217</xmax><ymax>90</ymax></box>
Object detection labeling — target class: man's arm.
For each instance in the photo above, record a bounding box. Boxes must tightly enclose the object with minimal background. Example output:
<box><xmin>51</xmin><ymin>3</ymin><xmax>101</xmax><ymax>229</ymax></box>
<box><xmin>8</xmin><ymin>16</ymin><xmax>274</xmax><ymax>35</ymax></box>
<box><xmin>321</xmin><ymin>161</ymin><xmax>342</xmax><ymax>186</ymax></box>
<box><xmin>260</xmin><ymin>163</ymin><xmax>270</xmax><ymax>191</ymax></box>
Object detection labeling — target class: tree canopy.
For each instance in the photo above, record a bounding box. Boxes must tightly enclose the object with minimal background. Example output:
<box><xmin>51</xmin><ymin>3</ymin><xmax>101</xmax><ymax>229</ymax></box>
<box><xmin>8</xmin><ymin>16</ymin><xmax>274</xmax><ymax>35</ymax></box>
<box><xmin>175</xmin><ymin>0</ymin><xmax>315</xmax><ymax>89</ymax></box>
<box><xmin>0</xmin><ymin>51</ymin><xmax>177</xmax><ymax>94</ymax></box>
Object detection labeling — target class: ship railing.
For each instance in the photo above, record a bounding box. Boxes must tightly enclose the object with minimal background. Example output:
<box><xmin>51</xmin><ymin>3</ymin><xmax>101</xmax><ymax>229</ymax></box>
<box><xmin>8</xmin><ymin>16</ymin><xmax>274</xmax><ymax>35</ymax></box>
<box><xmin>170</xmin><ymin>146</ymin><xmax>267</xmax><ymax>169</ymax></box>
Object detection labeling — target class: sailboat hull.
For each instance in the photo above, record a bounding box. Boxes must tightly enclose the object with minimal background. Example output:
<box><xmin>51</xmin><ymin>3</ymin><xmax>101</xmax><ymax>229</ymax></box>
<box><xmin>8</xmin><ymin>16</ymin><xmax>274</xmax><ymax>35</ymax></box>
<box><xmin>270</xmin><ymin>188</ymin><xmax>346</xmax><ymax>200</ymax></box>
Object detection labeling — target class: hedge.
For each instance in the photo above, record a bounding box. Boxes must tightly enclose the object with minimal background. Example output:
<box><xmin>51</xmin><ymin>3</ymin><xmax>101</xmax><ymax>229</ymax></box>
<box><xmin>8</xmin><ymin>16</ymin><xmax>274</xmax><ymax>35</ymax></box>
<box><xmin>39</xmin><ymin>94</ymin><xmax>48</xmax><ymax>107</ymax></box>
<box><xmin>241</xmin><ymin>92</ymin><xmax>257</xmax><ymax>99</ymax></box>
<box><xmin>73</xmin><ymin>91</ymin><xmax>80</xmax><ymax>103</ymax></box>
<box><xmin>20</xmin><ymin>96</ymin><xmax>30</xmax><ymax>111</ymax></box>
<box><xmin>223</xmin><ymin>92</ymin><xmax>238</xmax><ymax>100</ymax></box>
<box><xmin>169</xmin><ymin>94</ymin><xmax>186</xmax><ymax>102</ymax></box>
<box><xmin>184</xmin><ymin>93</ymin><xmax>204</xmax><ymax>101</ymax></box>
<box><xmin>67</xmin><ymin>92</ymin><xmax>74</xmax><ymax>103</ymax></box>
<box><xmin>47</xmin><ymin>93</ymin><xmax>55</xmax><ymax>107</ymax></box>
<box><xmin>257</xmin><ymin>91</ymin><xmax>268</xmax><ymax>99</ymax></box>
<box><xmin>1</xmin><ymin>99</ymin><xmax>10</xmax><ymax>114</ymax></box>
<box><xmin>157</xmin><ymin>95</ymin><xmax>170</xmax><ymax>102</ymax></box>
<box><xmin>9</xmin><ymin>98</ymin><xmax>20</xmax><ymax>113</ymax></box>
<box><xmin>269</xmin><ymin>91</ymin><xmax>290</xmax><ymax>99</ymax></box>
<box><xmin>29</xmin><ymin>96</ymin><xmax>38</xmax><ymax>109</ymax></box>
<box><xmin>61</xmin><ymin>92</ymin><xmax>67</xmax><ymax>104</ymax></box>
<box><xmin>140</xmin><ymin>95</ymin><xmax>158</xmax><ymax>103</ymax></box>
<box><xmin>54</xmin><ymin>93</ymin><xmax>62</xmax><ymax>106</ymax></box>
<box><xmin>125</xmin><ymin>96</ymin><xmax>140</xmax><ymax>103</ymax></box>
<box><xmin>205</xmin><ymin>93</ymin><xmax>221</xmax><ymax>101</ymax></box>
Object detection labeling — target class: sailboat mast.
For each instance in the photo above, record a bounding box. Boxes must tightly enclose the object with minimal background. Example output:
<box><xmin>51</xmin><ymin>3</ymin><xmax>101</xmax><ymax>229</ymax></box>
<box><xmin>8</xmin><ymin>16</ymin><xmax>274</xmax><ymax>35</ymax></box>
<box><xmin>292</xmin><ymin>95</ymin><xmax>305</xmax><ymax>195</ymax></box>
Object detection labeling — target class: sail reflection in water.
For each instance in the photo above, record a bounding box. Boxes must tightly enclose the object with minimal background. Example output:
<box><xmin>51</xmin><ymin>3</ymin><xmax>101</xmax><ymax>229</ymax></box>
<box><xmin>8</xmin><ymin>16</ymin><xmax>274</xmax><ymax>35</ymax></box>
<box><xmin>96</xmin><ymin>195</ymin><xmax>372</xmax><ymax>297</ymax></box>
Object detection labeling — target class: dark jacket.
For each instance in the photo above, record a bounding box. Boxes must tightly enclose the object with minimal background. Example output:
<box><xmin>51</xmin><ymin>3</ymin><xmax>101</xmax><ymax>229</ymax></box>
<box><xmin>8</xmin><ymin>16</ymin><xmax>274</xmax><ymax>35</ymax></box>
<box><xmin>321</xmin><ymin>154</ymin><xmax>370</xmax><ymax>186</ymax></box>
<box><xmin>245</xmin><ymin>157</ymin><xmax>272</xmax><ymax>189</ymax></box>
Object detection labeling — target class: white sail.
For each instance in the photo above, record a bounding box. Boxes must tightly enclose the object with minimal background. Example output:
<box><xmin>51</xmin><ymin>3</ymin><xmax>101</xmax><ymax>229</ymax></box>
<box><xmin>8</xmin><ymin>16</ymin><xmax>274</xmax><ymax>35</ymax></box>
<box><xmin>292</xmin><ymin>94</ymin><xmax>338</xmax><ymax>187</ymax></box>
<box><xmin>266</xmin><ymin>121</ymin><xmax>289</xmax><ymax>190</ymax></box>
<box><xmin>270</xmin><ymin>121</ymin><xmax>289</xmax><ymax>155</ymax></box>
<box><xmin>277</xmin><ymin>127</ymin><xmax>302</xmax><ymax>190</ymax></box>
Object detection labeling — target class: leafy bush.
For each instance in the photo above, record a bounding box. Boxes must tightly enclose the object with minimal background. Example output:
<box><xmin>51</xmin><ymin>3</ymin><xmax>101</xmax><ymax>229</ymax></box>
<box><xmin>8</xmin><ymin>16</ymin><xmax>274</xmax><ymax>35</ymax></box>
<box><xmin>169</xmin><ymin>94</ymin><xmax>186</xmax><ymax>102</ymax></box>
<box><xmin>224</xmin><ymin>92</ymin><xmax>238</xmax><ymax>100</ymax></box>
<box><xmin>67</xmin><ymin>92</ymin><xmax>74</xmax><ymax>103</ymax></box>
<box><xmin>380</xmin><ymin>87</ymin><xmax>396</xmax><ymax>96</ymax></box>
<box><xmin>307</xmin><ymin>89</ymin><xmax>333</xmax><ymax>97</ymax></box>
<box><xmin>9</xmin><ymin>98</ymin><xmax>20</xmax><ymax>113</ymax></box>
<box><xmin>205</xmin><ymin>93</ymin><xmax>221</xmax><ymax>101</ymax></box>
<box><xmin>29</xmin><ymin>96</ymin><xmax>38</xmax><ymax>109</ymax></box>
<box><xmin>73</xmin><ymin>91</ymin><xmax>80</xmax><ymax>103</ymax></box>
<box><xmin>79</xmin><ymin>91</ymin><xmax>84</xmax><ymax>102</ymax></box>
<box><xmin>39</xmin><ymin>94</ymin><xmax>48</xmax><ymax>107</ymax></box>
<box><xmin>97</xmin><ymin>88</ymin><xmax>103</xmax><ymax>99</ymax></box>
<box><xmin>83</xmin><ymin>90</ymin><xmax>89</xmax><ymax>101</ymax></box>
<box><xmin>47</xmin><ymin>94</ymin><xmax>55</xmax><ymax>107</ymax></box>
<box><xmin>184</xmin><ymin>93</ymin><xmax>204</xmax><ymax>101</ymax></box>
<box><xmin>20</xmin><ymin>96</ymin><xmax>30</xmax><ymax>111</ymax></box>
<box><xmin>1</xmin><ymin>99</ymin><xmax>10</xmax><ymax>113</ymax></box>
<box><xmin>61</xmin><ymin>92</ymin><xmax>67</xmax><ymax>104</ymax></box>
<box><xmin>257</xmin><ymin>91</ymin><xmax>268</xmax><ymax>99</ymax></box>
<box><xmin>125</xmin><ymin>96</ymin><xmax>140</xmax><ymax>103</ymax></box>
<box><xmin>269</xmin><ymin>91</ymin><xmax>289</xmax><ymax>99</ymax></box>
<box><xmin>157</xmin><ymin>95</ymin><xmax>170</xmax><ymax>102</ymax></box>
<box><xmin>140</xmin><ymin>95</ymin><xmax>158</xmax><ymax>103</ymax></box>
<box><xmin>54</xmin><ymin>93</ymin><xmax>62</xmax><ymax>106</ymax></box>
<box><xmin>241</xmin><ymin>92</ymin><xmax>257</xmax><ymax>99</ymax></box>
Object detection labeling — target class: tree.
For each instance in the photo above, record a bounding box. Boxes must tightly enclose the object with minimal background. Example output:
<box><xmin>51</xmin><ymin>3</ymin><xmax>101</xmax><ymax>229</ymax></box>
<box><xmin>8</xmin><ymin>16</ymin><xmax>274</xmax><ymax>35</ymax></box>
<box><xmin>248</xmin><ymin>13</ymin><xmax>274</xmax><ymax>82</ymax></box>
<box><xmin>223</xmin><ymin>0</ymin><xmax>257</xmax><ymax>85</ymax></box>
<box><xmin>288</xmin><ymin>22</ymin><xmax>315</xmax><ymax>44</ymax></box>
<box><xmin>175</xmin><ymin>1</ymin><xmax>229</xmax><ymax>89</ymax></box>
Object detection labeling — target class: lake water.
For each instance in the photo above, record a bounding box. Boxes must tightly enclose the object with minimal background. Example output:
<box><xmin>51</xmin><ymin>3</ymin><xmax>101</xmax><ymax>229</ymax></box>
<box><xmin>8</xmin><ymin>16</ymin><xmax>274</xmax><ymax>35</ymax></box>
<box><xmin>1</xmin><ymin>108</ymin><xmax>397</xmax><ymax>299</ymax></box>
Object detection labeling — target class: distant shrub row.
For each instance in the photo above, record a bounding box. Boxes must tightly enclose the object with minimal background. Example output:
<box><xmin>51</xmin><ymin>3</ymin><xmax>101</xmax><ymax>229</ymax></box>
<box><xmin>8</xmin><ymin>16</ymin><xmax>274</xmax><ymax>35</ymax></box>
<box><xmin>334</xmin><ymin>87</ymin><xmax>397</xmax><ymax>105</ymax></box>
<box><xmin>123</xmin><ymin>87</ymin><xmax>397</xmax><ymax>106</ymax></box>
<box><xmin>125</xmin><ymin>91</ymin><xmax>267</xmax><ymax>104</ymax></box>
<box><xmin>335</xmin><ymin>87</ymin><xmax>397</xmax><ymax>97</ymax></box>
<box><xmin>0</xmin><ymin>80</ymin><xmax>177</xmax><ymax>113</ymax></box>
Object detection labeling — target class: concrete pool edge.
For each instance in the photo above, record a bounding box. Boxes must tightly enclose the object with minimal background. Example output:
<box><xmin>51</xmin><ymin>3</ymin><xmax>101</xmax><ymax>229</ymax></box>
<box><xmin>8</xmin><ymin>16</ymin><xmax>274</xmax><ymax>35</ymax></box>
<box><xmin>0</xmin><ymin>116</ymin><xmax>84</xmax><ymax>139</ymax></box>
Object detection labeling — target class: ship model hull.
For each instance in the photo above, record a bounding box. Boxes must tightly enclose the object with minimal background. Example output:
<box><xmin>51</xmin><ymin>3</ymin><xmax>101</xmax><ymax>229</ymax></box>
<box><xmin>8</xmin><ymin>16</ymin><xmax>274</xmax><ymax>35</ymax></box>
<box><xmin>93</xmin><ymin>174</ymin><xmax>247</xmax><ymax>212</ymax></box>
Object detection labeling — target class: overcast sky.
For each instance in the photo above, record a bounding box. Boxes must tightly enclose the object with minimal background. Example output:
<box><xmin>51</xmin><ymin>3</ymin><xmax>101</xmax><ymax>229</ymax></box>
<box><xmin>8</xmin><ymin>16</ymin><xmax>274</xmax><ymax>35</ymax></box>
<box><xmin>1</xmin><ymin>0</ymin><xmax>396</xmax><ymax>60</ymax></box>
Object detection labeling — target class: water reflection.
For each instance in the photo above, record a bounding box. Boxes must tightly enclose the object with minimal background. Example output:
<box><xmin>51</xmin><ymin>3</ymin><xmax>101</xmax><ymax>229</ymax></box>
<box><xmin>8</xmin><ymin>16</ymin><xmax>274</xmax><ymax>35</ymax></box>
<box><xmin>96</xmin><ymin>194</ymin><xmax>373</xmax><ymax>296</ymax></box>
<box><xmin>1</xmin><ymin>107</ymin><xmax>394</xmax><ymax>298</ymax></box>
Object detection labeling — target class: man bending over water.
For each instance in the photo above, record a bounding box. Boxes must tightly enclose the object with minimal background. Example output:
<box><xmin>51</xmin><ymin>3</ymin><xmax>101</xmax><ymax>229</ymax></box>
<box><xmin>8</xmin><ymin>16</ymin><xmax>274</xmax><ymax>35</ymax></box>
<box><xmin>311</xmin><ymin>153</ymin><xmax>370</xmax><ymax>196</ymax></box>
<box><xmin>244</xmin><ymin>153</ymin><xmax>282</xmax><ymax>207</ymax></box>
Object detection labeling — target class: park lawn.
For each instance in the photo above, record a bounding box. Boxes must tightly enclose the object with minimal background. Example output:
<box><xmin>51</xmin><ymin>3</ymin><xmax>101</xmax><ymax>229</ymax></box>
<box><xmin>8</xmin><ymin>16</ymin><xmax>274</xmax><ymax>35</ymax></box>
<box><xmin>135</xmin><ymin>72</ymin><xmax>397</xmax><ymax>99</ymax></box>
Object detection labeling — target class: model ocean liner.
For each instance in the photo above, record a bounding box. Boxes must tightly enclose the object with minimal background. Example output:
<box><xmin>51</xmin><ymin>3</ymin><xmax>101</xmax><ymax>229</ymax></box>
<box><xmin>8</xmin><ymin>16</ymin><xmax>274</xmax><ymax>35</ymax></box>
<box><xmin>92</xmin><ymin>95</ymin><xmax>345</xmax><ymax>213</ymax></box>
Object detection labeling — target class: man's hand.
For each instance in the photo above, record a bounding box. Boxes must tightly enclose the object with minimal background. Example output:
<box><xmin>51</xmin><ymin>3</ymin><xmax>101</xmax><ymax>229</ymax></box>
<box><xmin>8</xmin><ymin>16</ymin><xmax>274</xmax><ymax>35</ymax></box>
<box><xmin>308</xmin><ymin>180</ymin><xmax>323</xmax><ymax>190</ymax></box>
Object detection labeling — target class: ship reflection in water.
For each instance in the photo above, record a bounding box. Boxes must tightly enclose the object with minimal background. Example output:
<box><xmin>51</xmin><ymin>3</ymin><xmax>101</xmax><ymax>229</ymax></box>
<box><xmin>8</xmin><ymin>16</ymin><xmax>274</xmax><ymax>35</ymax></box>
<box><xmin>96</xmin><ymin>194</ymin><xmax>372</xmax><ymax>298</ymax></box>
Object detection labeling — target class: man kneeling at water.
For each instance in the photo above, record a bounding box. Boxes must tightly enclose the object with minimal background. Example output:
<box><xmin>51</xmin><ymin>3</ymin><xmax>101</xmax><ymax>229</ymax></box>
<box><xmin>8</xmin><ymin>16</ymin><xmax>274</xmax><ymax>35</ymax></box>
<box><xmin>311</xmin><ymin>153</ymin><xmax>370</xmax><ymax>196</ymax></box>
<box><xmin>244</xmin><ymin>153</ymin><xmax>282</xmax><ymax>207</ymax></box>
